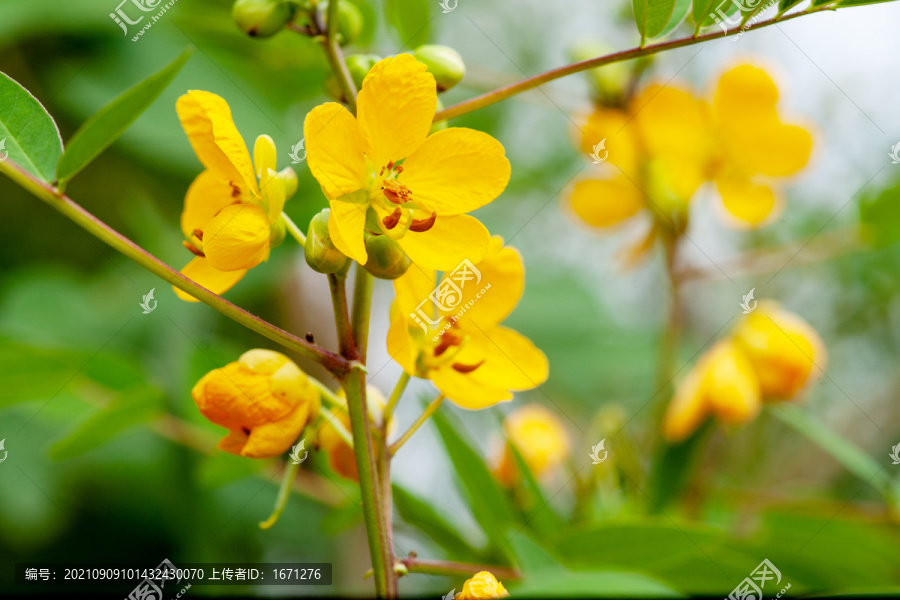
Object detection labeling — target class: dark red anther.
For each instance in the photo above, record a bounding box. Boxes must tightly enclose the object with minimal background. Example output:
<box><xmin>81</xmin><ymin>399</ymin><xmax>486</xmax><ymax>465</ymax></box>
<box><xmin>452</xmin><ymin>361</ymin><xmax>484</xmax><ymax>374</ymax></box>
<box><xmin>382</xmin><ymin>207</ymin><xmax>403</xmax><ymax>230</ymax></box>
<box><xmin>409</xmin><ymin>211</ymin><xmax>437</xmax><ymax>232</ymax></box>
<box><xmin>183</xmin><ymin>240</ymin><xmax>205</xmax><ymax>257</ymax></box>
<box><xmin>383</xmin><ymin>187</ymin><xmax>403</xmax><ymax>204</ymax></box>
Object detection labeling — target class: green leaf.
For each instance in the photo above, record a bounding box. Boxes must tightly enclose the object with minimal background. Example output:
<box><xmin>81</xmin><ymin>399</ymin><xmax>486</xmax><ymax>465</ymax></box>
<box><xmin>384</xmin><ymin>0</ymin><xmax>430</xmax><ymax>47</ymax></box>
<box><xmin>431</xmin><ymin>406</ymin><xmax>517</xmax><ymax>555</ymax></box>
<box><xmin>778</xmin><ymin>0</ymin><xmax>805</xmax><ymax>11</ymax></box>
<box><xmin>692</xmin><ymin>0</ymin><xmax>740</xmax><ymax>30</ymax></box>
<box><xmin>655</xmin><ymin>0</ymin><xmax>693</xmax><ymax>39</ymax></box>
<box><xmin>0</xmin><ymin>71</ymin><xmax>63</xmax><ymax>182</ymax></box>
<box><xmin>507</xmin><ymin>441</ymin><xmax>563</xmax><ymax>538</ymax></box>
<box><xmin>55</xmin><ymin>49</ymin><xmax>191</xmax><ymax>190</ymax></box>
<box><xmin>393</xmin><ymin>484</ymin><xmax>481</xmax><ymax>559</ymax></box>
<box><xmin>634</xmin><ymin>0</ymin><xmax>678</xmax><ymax>41</ymax></box>
<box><xmin>645</xmin><ymin>421</ymin><xmax>713</xmax><ymax>510</ymax></box>
<box><xmin>48</xmin><ymin>387</ymin><xmax>162</xmax><ymax>460</ymax></box>
<box><xmin>837</xmin><ymin>0</ymin><xmax>895</xmax><ymax>6</ymax></box>
<box><xmin>769</xmin><ymin>404</ymin><xmax>898</xmax><ymax>504</ymax></box>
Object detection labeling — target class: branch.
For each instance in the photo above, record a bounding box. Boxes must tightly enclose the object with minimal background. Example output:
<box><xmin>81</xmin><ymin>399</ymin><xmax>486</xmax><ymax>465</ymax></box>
<box><xmin>401</xmin><ymin>556</ymin><xmax>520</xmax><ymax>580</ymax></box>
<box><xmin>0</xmin><ymin>160</ymin><xmax>350</xmax><ymax>377</ymax></box>
<box><xmin>434</xmin><ymin>6</ymin><xmax>834</xmax><ymax>122</ymax></box>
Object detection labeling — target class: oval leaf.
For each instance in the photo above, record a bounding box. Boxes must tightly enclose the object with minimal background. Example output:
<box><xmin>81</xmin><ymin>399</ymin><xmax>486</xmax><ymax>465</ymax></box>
<box><xmin>634</xmin><ymin>0</ymin><xmax>678</xmax><ymax>41</ymax></box>
<box><xmin>693</xmin><ymin>0</ymin><xmax>741</xmax><ymax>31</ymax></box>
<box><xmin>0</xmin><ymin>72</ymin><xmax>63</xmax><ymax>182</ymax></box>
<box><xmin>55</xmin><ymin>48</ymin><xmax>192</xmax><ymax>190</ymax></box>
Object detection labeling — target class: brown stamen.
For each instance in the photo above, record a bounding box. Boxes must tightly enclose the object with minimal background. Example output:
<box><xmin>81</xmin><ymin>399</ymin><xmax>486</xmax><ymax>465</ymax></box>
<box><xmin>229</xmin><ymin>181</ymin><xmax>241</xmax><ymax>198</ymax></box>
<box><xmin>452</xmin><ymin>361</ymin><xmax>484</xmax><ymax>374</ymax></box>
<box><xmin>382</xmin><ymin>207</ymin><xmax>403</xmax><ymax>230</ymax></box>
<box><xmin>192</xmin><ymin>228</ymin><xmax>204</xmax><ymax>241</ymax></box>
<box><xmin>183</xmin><ymin>240</ymin><xmax>205</xmax><ymax>257</ymax></box>
<box><xmin>383</xmin><ymin>187</ymin><xmax>403</xmax><ymax>204</ymax></box>
<box><xmin>409</xmin><ymin>211</ymin><xmax>437</xmax><ymax>233</ymax></box>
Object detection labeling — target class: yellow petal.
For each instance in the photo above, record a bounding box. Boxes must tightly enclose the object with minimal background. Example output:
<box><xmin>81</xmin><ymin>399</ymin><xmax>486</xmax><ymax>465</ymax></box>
<box><xmin>304</xmin><ymin>102</ymin><xmax>368</xmax><ymax>201</ymax></box>
<box><xmin>202</xmin><ymin>203</ymin><xmax>271</xmax><ymax>271</ymax></box>
<box><xmin>253</xmin><ymin>134</ymin><xmax>277</xmax><ymax>181</ymax></box>
<box><xmin>634</xmin><ymin>84</ymin><xmax>713</xmax><ymax>167</ymax></box>
<box><xmin>579</xmin><ymin>107</ymin><xmax>640</xmax><ymax>178</ymax></box>
<box><xmin>567</xmin><ymin>177</ymin><xmax>644</xmax><ymax>228</ymax></box>
<box><xmin>358</xmin><ymin>54</ymin><xmax>436</xmax><ymax>166</ymax></box>
<box><xmin>180</xmin><ymin>170</ymin><xmax>243</xmax><ymax>240</ymax></box>
<box><xmin>463</xmin><ymin>325</ymin><xmax>549</xmax><ymax>393</ymax></box>
<box><xmin>701</xmin><ymin>340</ymin><xmax>762</xmax><ymax>426</ymax></box>
<box><xmin>662</xmin><ymin>364</ymin><xmax>709</xmax><ymax>443</ymax></box>
<box><xmin>176</xmin><ymin>91</ymin><xmax>257</xmax><ymax>193</ymax></box>
<box><xmin>242</xmin><ymin>401</ymin><xmax>311</xmax><ymax>459</ymax></box>
<box><xmin>399</xmin><ymin>128</ymin><xmax>511</xmax><ymax>216</ymax></box>
<box><xmin>174</xmin><ymin>256</ymin><xmax>247</xmax><ymax>302</ymax></box>
<box><xmin>393</xmin><ymin>262</ymin><xmax>438</xmax><ymax>316</ymax></box>
<box><xmin>716</xmin><ymin>178</ymin><xmax>781</xmax><ymax>228</ymax></box>
<box><xmin>431</xmin><ymin>367</ymin><xmax>512</xmax><ymax>410</ymax></box>
<box><xmin>397</xmin><ymin>213</ymin><xmax>490</xmax><ymax>271</ymax></box>
<box><xmin>456</xmin><ymin>571</ymin><xmax>509</xmax><ymax>600</ymax></box>
<box><xmin>438</xmin><ymin>238</ymin><xmax>522</xmax><ymax>327</ymax></box>
<box><xmin>387</xmin><ymin>301</ymin><xmax>420</xmax><ymax>374</ymax></box>
<box><xmin>713</xmin><ymin>64</ymin><xmax>780</xmax><ymax>128</ymax></box>
<box><xmin>327</xmin><ymin>199</ymin><xmax>369</xmax><ymax>264</ymax></box>
<box><xmin>261</xmin><ymin>171</ymin><xmax>286</xmax><ymax>223</ymax></box>
<box><xmin>733</xmin><ymin>122</ymin><xmax>812</xmax><ymax>178</ymax></box>
<box><xmin>503</xmin><ymin>404</ymin><xmax>570</xmax><ymax>479</ymax></box>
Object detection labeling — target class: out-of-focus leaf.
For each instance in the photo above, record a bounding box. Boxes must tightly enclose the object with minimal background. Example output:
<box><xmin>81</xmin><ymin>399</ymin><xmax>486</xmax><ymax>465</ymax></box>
<box><xmin>384</xmin><ymin>0</ymin><xmax>430</xmax><ymax>47</ymax></box>
<box><xmin>431</xmin><ymin>406</ymin><xmax>516</xmax><ymax>556</ymax></box>
<box><xmin>48</xmin><ymin>387</ymin><xmax>162</xmax><ymax>460</ymax></box>
<box><xmin>507</xmin><ymin>441</ymin><xmax>563</xmax><ymax>538</ymax></box>
<box><xmin>633</xmin><ymin>0</ymin><xmax>678</xmax><ymax>41</ymax></box>
<box><xmin>778</xmin><ymin>0</ymin><xmax>805</xmax><ymax>11</ymax></box>
<box><xmin>646</xmin><ymin>422</ymin><xmax>713</xmax><ymax>510</ymax></box>
<box><xmin>837</xmin><ymin>0</ymin><xmax>897</xmax><ymax>7</ymax></box>
<box><xmin>56</xmin><ymin>49</ymin><xmax>191</xmax><ymax>190</ymax></box>
<box><xmin>0</xmin><ymin>71</ymin><xmax>62</xmax><ymax>182</ymax></box>
<box><xmin>770</xmin><ymin>404</ymin><xmax>898</xmax><ymax>504</ymax></box>
<box><xmin>196</xmin><ymin>450</ymin><xmax>266</xmax><ymax>489</ymax></box>
<box><xmin>393</xmin><ymin>484</ymin><xmax>481</xmax><ymax>559</ymax></box>
<box><xmin>0</xmin><ymin>340</ymin><xmax>85</xmax><ymax>407</ymax></box>
<box><xmin>692</xmin><ymin>0</ymin><xmax>740</xmax><ymax>30</ymax></box>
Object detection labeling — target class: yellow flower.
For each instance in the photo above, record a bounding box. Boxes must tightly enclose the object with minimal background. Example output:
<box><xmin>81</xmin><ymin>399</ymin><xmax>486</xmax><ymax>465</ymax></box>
<box><xmin>318</xmin><ymin>386</ymin><xmax>394</xmax><ymax>480</ymax></box>
<box><xmin>567</xmin><ymin>64</ymin><xmax>812</xmax><ymax>236</ymax></box>
<box><xmin>663</xmin><ymin>302</ymin><xmax>825</xmax><ymax>442</ymax></box>
<box><xmin>663</xmin><ymin>339</ymin><xmax>761</xmax><ymax>443</ymax></box>
<box><xmin>191</xmin><ymin>349</ymin><xmax>319</xmax><ymax>458</ymax></box>
<box><xmin>732</xmin><ymin>301</ymin><xmax>825</xmax><ymax>399</ymax></box>
<box><xmin>494</xmin><ymin>404</ymin><xmax>570</xmax><ymax>486</ymax></box>
<box><xmin>174</xmin><ymin>90</ymin><xmax>293</xmax><ymax>301</ymax></box>
<box><xmin>303</xmin><ymin>54</ymin><xmax>511</xmax><ymax>270</ymax></box>
<box><xmin>710</xmin><ymin>65</ymin><xmax>813</xmax><ymax>228</ymax></box>
<box><xmin>387</xmin><ymin>236</ymin><xmax>548</xmax><ymax>409</ymax></box>
<box><xmin>456</xmin><ymin>571</ymin><xmax>509</xmax><ymax>600</ymax></box>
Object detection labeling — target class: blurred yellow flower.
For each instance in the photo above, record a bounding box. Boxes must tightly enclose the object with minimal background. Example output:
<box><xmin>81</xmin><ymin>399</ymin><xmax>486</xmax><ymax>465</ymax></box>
<box><xmin>663</xmin><ymin>302</ymin><xmax>824</xmax><ymax>442</ymax></box>
<box><xmin>567</xmin><ymin>63</ymin><xmax>812</xmax><ymax>240</ymax></box>
<box><xmin>304</xmin><ymin>53</ymin><xmax>511</xmax><ymax>270</ymax></box>
<box><xmin>494</xmin><ymin>404</ymin><xmax>570</xmax><ymax>486</ymax></box>
<box><xmin>174</xmin><ymin>91</ymin><xmax>294</xmax><ymax>301</ymax></box>
<box><xmin>318</xmin><ymin>386</ymin><xmax>394</xmax><ymax>480</ymax></box>
<box><xmin>387</xmin><ymin>236</ymin><xmax>548</xmax><ymax>409</ymax></box>
<box><xmin>456</xmin><ymin>571</ymin><xmax>509</xmax><ymax>599</ymax></box>
<box><xmin>192</xmin><ymin>349</ymin><xmax>319</xmax><ymax>458</ymax></box>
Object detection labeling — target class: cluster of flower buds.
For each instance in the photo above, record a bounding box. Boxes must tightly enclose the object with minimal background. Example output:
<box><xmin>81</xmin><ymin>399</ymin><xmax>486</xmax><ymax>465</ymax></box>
<box><xmin>232</xmin><ymin>0</ymin><xmax>362</xmax><ymax>41</ymax></box>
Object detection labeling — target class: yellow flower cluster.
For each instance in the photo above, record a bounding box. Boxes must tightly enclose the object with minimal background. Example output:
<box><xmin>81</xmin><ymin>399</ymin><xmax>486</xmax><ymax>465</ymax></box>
<box><xmin>663</xmin><ymin>301</ymin><xmax>825</xmax><ymax>442</ymax></box>
<box><xmin>493</xmin><ymin>404</ymin><xmax>570</xmax><ymax>486</ymax></box>
<box><xmin>568</xmin><ymin>64</ymin><xmax>812</xmax><ymax>236</ymax></box>
<box><xmin>456</xmin><ymin>571</ymin><xmax>509</xmax><ymax>599</ymax></box>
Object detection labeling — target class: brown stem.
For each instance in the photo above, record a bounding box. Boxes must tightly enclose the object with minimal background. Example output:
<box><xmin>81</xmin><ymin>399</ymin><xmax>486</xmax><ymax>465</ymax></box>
<box><xmin>401</xmin><ymin>557</ymin><xmax>520</xmax><ymax>580</ymax></box>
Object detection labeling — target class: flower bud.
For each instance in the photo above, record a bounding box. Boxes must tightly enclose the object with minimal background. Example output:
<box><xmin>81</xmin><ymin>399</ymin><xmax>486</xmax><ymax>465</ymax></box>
<box><xmin>269</xmin><ymin>217</ymin><xmax>287</xmax><ymax>248</ymax></box>
<box><xmin>318</xmin><ymin>386</ymin><xmax>394</xmax><ymax>480</ymax></box>
<box><xmin>305</xmin><ymin>209</ymin><xmax>348</xmax><ymax>274</ymax></box>
<box><xmin>274</xmin><ymin>166</ymin><xmax>298</xmax><ymax>200</ymax></box>
<box><xmin>493</xmin><ymin>404</ymin><xmax>570</xmax><ymax>486</ymax></box>
<box><xmin>192</xmin><ymin>349</ymin><xmax>320</xmax><ymax>458</ymax></box>
<box><xmin>317</xmin><ymin>0</ymin><xmax>363</xmax><ymax>45</ymax></box>
<box><xmin>567</xmin><ymin>41</ymin><xmax>629</xmax><ymax>107</ymax></box>
<box><xmin>232</xmin><ymin>0</ymin><xmax>296</xmax><ymax>38</ymax></box>
<box><xmin>456</xmin><ymin>571</ymin><xmax>509</xmax><ymax>600</ymax></box>
<box><xmin>732</xmin><ymin>301</ymin><xmax>825</xmax><ymax>400</ymax></box>
<box><xmin>345</xmin><ymin>53</ymin><xmax>380</xmax><ymax>90</ymax></box>
<box><xmin>363</xmin><ymin>234</ymin><xmax>411</xmax><ymax>279</ymax></box>
<box><xmin>414</xmin><ymin>45</ymin><xmax>465</xmax><ymax>91</ymax></box>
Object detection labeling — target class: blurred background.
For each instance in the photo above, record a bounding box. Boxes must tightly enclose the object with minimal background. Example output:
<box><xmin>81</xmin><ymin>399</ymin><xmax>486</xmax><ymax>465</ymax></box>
<box><xmin>2</xmin><ymin>0</ymin><xmax>900</xmax><ymax>596</ymax></box>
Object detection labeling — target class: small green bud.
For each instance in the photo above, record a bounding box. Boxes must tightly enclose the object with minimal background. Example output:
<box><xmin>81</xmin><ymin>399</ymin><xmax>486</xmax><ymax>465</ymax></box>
<box><xmin>305</xmin><ymin>210</ymin><xmax>348</xmax><ymax>274</ymax></box>
<box><xmin>345</xmin><ymin>54</ymin><xmax>381</xmax><ymax>91</ymax></box>
<box><xmin>317</xmin><ymin>0</ymin><xmax>364</xmax><ymax>46</ymax></box>
<box><xmin>413</xmin><ymin>45</ymin><xmax>465</xmax><ymax>91</ymax></box>
<box><xmin>363</xmin><ymin>234</ymin><xmax>410</xmax><ymax>280</ymax></box>
<box><xmin>274</xmin><ymin>166</ymin><xmax>298</xmax><ymax>200</ymax></box>
<box><xmin>232</xmin><ymin>0</ymin><xmax>295</xmax><ymax>38</ymax></box>
<box><xmin>323</xmin><ymin>74</ymin><xmax>344</xmax><ymax>102</ymax></box>
<box><xmin>270</xmin><ymin>217</ymin><xmax>287</xmax><ymax>248</ymax></box>
<box><xmin>430</xmin><ymin>96</ymin><xmax>447</xmax><ymax>135</ymax></box>
<box><xmin>568</xmin><ymin>41</ymin><xmax>629</xmax><ymax>107</ymax></box>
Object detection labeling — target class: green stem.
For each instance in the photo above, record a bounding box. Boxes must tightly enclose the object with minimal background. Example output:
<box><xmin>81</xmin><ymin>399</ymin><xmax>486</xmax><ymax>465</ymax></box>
<box><xmin>322</xmin><ymin>0</ymin><xmax>358</xmax><ymax>113</ymax></box>
<box><xmin>351</xmin><ymin>266</ymin><xmax>374</xmax><ymax>363</ymax></box>
<box><xmin>401</xmin><ymin>557</ymin><xmax>520</xmax><ymax>581</ymax></box>
<box><xmin>388</xmin><ymin>395</ymin><xmax>445</xmax><ymax>456</ymax></box>
<box><xmin>433</xmin><ymin>6</ymin><xmax>834</xmax><ymax>123</ymax></box>
<box><xmin>384</xmin><ymin>371</ymin><xmax>410</xmax><ymax>422</ymax></box>
<box><xmin>259</xmin><ymin>459</ymin><xmax>301</xmax><ymax>530</ymax></box>
<box><xmin>310</xmin><ymin>377</ymin><xmax>349</xmax><ymax>413</ymax></box>
<box><xmin>281</xmin><ymin>212</ymin><xmax>307</xmax><ymax>247</ymax></box>
<box><xmin>0</xmin><ymin>160</ymin><xmax>349</xmax><ymax>376</ymax></box>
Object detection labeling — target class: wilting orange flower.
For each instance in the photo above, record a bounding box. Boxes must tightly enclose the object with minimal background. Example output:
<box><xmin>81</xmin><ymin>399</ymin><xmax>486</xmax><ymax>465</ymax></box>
<box><xmin>494</xmin><ymin>404</ymin><xmax>570</xmax><ymax>486</ymax></box>
<box><xmin>387</xmin><ymin>236</ymin><xmax>548</xmax><ymax>409</ymax></box>
<box><xmin>456</xmin><ymin>571</ymin><xmax>509</xmax><ymax>599</ymax></box>
<box><xmin>192</xmin><ymin>349</ymin><xmax>319</xmax><ymax>458</ymax></box>
<box><xmin>663</xmin><ymin>301</ymin><xmax>824</xmax><ymax>442</ymax></box>
<box><xmin>304</xmin><ymin>53</ymin><xmax>510</xmax><ymax>270</ymax></box>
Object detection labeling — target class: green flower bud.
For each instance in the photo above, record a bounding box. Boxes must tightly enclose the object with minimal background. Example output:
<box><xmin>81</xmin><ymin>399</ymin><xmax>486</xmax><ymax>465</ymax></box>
<box><xmin>345</xmin><ymin>54</ymin><xmax>381</xmax><ymax>91</ymax></box>
<box><xmin>270</xmin><ymin>217</ymin><xmax>287</xmax><ymax>248</ymax></box>
<box><xmin>317</xmin><ymin>0</ymin><xmax>364</xmax><ymax>46</ymax></box>
<box><xmin>430</xmin><ymin>96</ymin><xmax>447</xmax><ymax>135</ymax></box>
<box><xmin>414</xmin><ymin>45</ymin><xmax>465</xmax><ymax>91</ymax></box>
<box><xmin>275</xmin><ymin>166</ymin><xmax>298</xmax><ymax>200</ymax></box>
<box><xmin>232</xmin><ymin>0</ymin><xmax>295</xmax><ymax>38</ymax></box>
<box><xmin>323</xmin><ymin>74</ymin><xmax>344</xmax><ymax>102</ymax></box>
<box><xmin>363</xmin><ymin>234</ymin><xmax>410</xmax><ymax>280</ymax></box>
<box><xmin>305</xmin><ymin>210</ymin><xmax>348</xmax><ymax>274</ymax></box>
<box><xmin>567</xmin><ymin>41</ymin><xmax>629</xmax><ymax>107</ymax></box>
